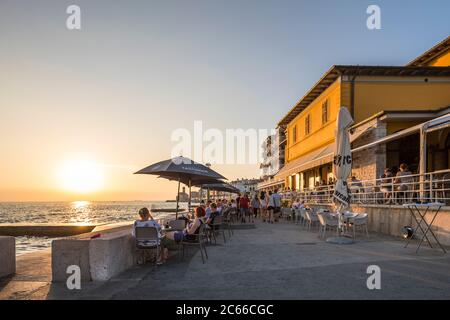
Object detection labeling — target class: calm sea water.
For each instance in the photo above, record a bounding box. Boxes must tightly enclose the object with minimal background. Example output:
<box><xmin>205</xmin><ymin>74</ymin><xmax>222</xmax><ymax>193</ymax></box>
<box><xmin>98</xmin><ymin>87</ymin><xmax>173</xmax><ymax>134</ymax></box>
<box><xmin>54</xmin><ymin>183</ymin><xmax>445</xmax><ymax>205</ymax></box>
<box><xmin>0</xmin><ymin>201</ymin><xmax>187</xmax><ymax>255</ymax></box>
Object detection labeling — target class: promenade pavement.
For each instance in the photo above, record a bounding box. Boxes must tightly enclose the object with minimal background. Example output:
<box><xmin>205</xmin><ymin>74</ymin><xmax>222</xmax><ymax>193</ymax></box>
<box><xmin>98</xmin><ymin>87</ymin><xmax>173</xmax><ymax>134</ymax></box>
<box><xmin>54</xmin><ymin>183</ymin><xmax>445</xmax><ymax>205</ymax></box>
<box><xmin>43</xmin><ymin>220</ymin><xmax>450</xmax><ymax>300</ymax></box>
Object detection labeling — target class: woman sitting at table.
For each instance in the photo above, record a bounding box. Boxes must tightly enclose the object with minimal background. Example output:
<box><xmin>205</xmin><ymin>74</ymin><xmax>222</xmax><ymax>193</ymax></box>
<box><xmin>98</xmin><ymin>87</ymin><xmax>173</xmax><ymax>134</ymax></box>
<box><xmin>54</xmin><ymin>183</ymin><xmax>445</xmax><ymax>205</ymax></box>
<box><xmin>132</xmin><ymin>207</ymin><xmax>168</xmax><ymax>264</ymax></box>
<box><xmin>165</xmin><ymin>206</ymin><xmax>206</xmax><ymax>243</ymax></box>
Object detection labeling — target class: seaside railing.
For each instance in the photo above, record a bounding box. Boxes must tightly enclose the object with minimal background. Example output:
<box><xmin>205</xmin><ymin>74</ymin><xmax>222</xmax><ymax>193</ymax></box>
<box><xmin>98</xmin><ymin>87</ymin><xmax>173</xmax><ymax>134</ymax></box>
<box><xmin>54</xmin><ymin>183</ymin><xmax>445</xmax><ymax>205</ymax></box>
<box><xmin>280</xmin><ymin>169</ymin><xmax>450</xmax><ymax>206</ymax></box>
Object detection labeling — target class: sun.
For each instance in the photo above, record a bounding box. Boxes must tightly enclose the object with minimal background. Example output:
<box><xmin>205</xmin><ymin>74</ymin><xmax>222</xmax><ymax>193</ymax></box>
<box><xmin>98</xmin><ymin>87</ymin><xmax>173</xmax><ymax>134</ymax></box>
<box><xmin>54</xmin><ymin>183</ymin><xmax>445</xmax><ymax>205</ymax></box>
<box><xmin>58</xmin><ymin>159</ymin><xmax>103</xmax><ymax>193</ymax></box>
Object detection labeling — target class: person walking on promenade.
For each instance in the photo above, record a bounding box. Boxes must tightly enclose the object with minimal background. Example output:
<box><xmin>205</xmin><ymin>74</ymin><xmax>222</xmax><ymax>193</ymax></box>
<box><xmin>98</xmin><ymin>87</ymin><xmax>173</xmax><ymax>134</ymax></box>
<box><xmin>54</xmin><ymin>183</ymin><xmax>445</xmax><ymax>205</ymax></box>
<box><xmin>268</xmin><ymin>189</ymin><xmax>281</xmax><ymax>223</ymax></box>
<box><xmin>260</xmin><ymin>192</ymin><xmax>267</xmax><ymax>222</ymax></box>
<box><xmin>239</xmin><ymin>193</ymin><xmax>250</xmax><ymax>223</ymax></box>
<box><xmin>236</xmin><ymin>194</ymin><xmax>241</xmax><ymax>220</ymax></box>
<box><xmin>251</xmin><ymin>194</ymin><xmax>260</xmax><ymax>222</ymax></box>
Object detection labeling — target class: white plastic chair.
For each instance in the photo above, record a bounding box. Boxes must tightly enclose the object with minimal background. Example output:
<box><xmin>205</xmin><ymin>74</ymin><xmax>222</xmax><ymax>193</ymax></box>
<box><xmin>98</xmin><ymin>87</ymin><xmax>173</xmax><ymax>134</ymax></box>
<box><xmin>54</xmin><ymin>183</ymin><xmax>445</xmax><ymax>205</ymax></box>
<box><xmin>317</xmin><ymin>213</ymin><xmax>339</xmax><ymax>238</ymax></box>
<box><xmin>281</xmin><ymin>208</ymin><xmax>292</xmax><ymax>221</ymax></box>
<box><xmin>294</xmin><ymin>208</ymin><xmax>301</xmax><ymax>224</ymax></box>
<box><xmin>305</xmin><ymin>210</ymin><xmax>319</xmax><ymax>231</ymax></box>
<box><xmin>349</xmin><ymin>213</ymin><xmax>369</xmax><ymax>239</ymax></box>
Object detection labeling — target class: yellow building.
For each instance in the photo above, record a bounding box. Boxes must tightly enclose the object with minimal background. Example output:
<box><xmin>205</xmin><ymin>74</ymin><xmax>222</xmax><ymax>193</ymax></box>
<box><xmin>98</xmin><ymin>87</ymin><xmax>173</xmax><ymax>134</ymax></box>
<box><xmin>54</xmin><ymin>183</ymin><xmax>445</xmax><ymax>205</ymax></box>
<box><xmin>271</xmin><ymin>36</ymin><xmax>450</xmax><ymax>192</ymax></box>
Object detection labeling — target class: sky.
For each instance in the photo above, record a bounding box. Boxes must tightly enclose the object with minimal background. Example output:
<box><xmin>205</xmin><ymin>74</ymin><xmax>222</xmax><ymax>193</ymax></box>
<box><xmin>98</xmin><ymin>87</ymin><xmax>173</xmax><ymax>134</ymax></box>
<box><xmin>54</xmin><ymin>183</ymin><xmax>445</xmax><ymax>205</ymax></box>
<box><xmin>0</xmin><ymin>0</ymin><xmax>449</xmax><ymax>202</ymax></box>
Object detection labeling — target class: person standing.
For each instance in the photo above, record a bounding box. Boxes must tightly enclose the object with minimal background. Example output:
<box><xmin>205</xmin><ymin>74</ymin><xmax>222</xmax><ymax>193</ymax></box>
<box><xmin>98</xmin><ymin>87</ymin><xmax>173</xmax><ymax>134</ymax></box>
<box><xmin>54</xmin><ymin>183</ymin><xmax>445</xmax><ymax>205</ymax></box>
<box><xmin>268</xmin><ymin>189</ymin><xmax>281</xmax><ymax>223</ymax></box>
<box><xmin>251</xmin><ymin>194</ymin><xmax>260</xmax><ymax>222</ymax></box>
<box><xmin>260</xmin><ymin>192</ymin><xmax>267</xmax><ymax>222</ymax></box>
<box><xmin>236</xmin><ymin>194</ymin><xmax>241</xmax><ymax>220</ymax></box>
<box><xmin>239</xmin><ymin>193</ymin><xmax>250</xmax><ymax>223</ymax></box>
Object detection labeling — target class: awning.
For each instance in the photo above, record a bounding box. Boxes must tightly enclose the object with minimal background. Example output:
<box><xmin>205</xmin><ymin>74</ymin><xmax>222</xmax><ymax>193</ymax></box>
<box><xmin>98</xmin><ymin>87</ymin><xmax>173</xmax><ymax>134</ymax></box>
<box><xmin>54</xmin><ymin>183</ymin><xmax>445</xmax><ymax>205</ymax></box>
<box><xmin>350</xmin><ymin>121</ymin><xmax>373</xmax><ymax>143</ymax></box>
<box><xmin>426</xmin><ymin>112</ymin><xmax>450</xmax><ymax>133</ymax></box>
<box><xmin>257</xmin><ymin>179</ymin><xmax>284</xmax><ymax>190</ymax></box>
<box><xmin>275</xmin><ymin>143</ymin><xmax>334</xmax><ymax>180</ymax></box>
<box><xmin>272</xmin><ymin>111</ymin><xmax>450</xmax><ymax>183</ymax></box>
<box><xmin>352</xmin><ymin>112</ymin><xmax>450</xmax><ymax>153</ymax></box>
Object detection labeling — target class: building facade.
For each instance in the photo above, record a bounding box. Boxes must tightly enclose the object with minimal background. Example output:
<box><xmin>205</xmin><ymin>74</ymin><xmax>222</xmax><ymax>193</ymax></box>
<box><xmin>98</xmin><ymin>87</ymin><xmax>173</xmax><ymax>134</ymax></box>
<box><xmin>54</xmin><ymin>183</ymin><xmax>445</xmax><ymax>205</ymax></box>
<box><xmin>271</xmin><ymin>36</ymin><xmax>450</xmax><ymax>191</ymax></box>
<box><xmin>259</xmin><ymin>127</ymin><xmax>286</xmax><ymax>178</ymax></box>
<box><xmin>230</xmin><ymin>178</ymin><xmax>262</xmax><ymax>195</ymax></box>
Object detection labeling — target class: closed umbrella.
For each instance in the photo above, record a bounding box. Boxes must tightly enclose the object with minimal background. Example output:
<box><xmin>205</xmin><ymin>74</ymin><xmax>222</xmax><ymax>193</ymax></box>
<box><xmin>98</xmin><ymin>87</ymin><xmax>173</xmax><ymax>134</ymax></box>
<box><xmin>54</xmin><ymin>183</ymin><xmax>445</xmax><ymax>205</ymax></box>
<box><xmin>135</xmin><ymin>156</ymin><xmax>226</xmax><ymax>217</ymax></box>
<box><xmin>327</xmin><ymin>106</ymin><xmax>354</xmax><ymax>244</ymax></box>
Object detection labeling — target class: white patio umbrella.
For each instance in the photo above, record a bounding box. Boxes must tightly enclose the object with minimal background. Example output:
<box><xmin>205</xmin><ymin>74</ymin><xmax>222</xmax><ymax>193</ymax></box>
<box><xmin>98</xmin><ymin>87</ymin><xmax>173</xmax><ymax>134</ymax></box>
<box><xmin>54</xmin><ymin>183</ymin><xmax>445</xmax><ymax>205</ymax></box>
<box><xmin>327</xmin><ymin>106</ymin><xmax>354</xmax><ymax>244</ymax></box>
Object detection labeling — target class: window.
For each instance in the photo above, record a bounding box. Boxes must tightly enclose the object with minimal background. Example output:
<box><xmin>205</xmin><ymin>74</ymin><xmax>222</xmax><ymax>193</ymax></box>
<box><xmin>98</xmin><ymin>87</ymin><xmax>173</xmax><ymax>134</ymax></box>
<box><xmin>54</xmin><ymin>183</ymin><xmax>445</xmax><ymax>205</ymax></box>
<box><xmin>305</xmin><ymin>114</ymin><xmax>311</xmax><ymax>135</ymax></box>
<box><xmin>322</xmin><ymin>100</ymin><xmax>329</xmax><ymax>125</ymax></box>
<box><xmin>292</xmin><ymin>125</ymin><xmax>297</xmax><ymax>144</ymax></box>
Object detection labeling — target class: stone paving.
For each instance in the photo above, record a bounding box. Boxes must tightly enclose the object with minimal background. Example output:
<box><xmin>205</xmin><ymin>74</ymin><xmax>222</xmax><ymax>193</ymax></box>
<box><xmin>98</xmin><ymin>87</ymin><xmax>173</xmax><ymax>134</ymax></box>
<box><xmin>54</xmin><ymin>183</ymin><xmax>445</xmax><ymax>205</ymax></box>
<box><xmin>2</xmin><ymin>220</ymin><xmax>450</xmax><ymax>299</ymax></box>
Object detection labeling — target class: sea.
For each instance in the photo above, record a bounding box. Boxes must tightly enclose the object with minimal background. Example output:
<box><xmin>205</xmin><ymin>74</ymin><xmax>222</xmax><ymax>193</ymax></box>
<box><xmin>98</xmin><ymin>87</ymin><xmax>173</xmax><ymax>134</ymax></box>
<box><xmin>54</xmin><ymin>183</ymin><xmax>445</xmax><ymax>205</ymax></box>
<box><xmin>0</xmin><ymin>201</ymin><xmax>187</xmax><ymax>256</ymax></box>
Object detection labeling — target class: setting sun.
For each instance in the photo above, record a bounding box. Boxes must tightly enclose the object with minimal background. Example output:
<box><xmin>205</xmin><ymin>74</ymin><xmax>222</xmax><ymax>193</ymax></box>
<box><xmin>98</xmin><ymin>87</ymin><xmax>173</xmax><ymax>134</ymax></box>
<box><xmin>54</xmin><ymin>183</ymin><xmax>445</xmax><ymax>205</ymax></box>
<box><xmin>58</xmin><ymin>159</ymin><xmax>104</xmax><ymax>193</ymax></box>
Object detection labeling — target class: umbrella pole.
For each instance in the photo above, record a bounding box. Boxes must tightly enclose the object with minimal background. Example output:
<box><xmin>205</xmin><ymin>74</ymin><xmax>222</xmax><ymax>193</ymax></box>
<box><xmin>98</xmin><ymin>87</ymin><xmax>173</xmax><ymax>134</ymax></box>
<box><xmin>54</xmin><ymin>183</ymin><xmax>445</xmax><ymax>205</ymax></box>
<box><xmin>176</xmin><ymin>177</ymin><xmax>181</xmax><ymax>219</ymax></box>
<box><xmin>188</xmin><ymin>178</ymin><xmax>192</xmax><ymax>214</ymax></box>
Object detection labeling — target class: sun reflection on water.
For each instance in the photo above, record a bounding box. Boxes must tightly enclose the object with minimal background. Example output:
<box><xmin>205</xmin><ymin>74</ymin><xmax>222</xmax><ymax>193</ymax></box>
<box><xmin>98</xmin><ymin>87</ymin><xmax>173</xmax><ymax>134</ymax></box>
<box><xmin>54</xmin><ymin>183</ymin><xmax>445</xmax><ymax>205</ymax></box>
<box><xmin>71</xmin><ymin>201</ymin><xmax>92</xmax><ymax>224</ymax></box>
<box><xmin>71</xmin><ymin>200</ymin><xmax>90</xmax><ymax>209</ymax></box>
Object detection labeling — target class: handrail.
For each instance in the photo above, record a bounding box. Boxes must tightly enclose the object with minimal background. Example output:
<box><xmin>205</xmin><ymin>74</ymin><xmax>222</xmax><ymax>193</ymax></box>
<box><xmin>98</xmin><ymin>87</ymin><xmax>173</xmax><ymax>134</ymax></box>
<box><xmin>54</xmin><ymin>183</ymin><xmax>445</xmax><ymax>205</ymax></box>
<box><xmin>279</xmin><ymin>169</ymin><xmax>450</xmax><ymax>206</ymax></box>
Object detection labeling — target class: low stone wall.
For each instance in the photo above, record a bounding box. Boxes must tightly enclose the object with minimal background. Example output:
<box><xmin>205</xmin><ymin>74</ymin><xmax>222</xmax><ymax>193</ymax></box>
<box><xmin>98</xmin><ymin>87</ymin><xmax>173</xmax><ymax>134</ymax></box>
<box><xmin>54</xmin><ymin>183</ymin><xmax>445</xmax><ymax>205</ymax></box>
<box><xmin>52</xmin><ymin>229</ymin><xmax>136</xmax><ymax>282</ymax></box>
<box><xmin>351</xmin><ymin>204</ymin><xmax>450</xmax><ymax>246</ymax></box>
<box><xmin>0</xmin><ymin>223</ymin><xmax>96</xmax><ymax>237</ymax></box>
<box><xmin>308</xmin><ymin>203</ymin><xmax>450</xmax><ymax>246</ymax></box>
<box><xmin>0</xmin><ymin>236</ymin><xmax>16</xmax><ymax>278</ymax></box>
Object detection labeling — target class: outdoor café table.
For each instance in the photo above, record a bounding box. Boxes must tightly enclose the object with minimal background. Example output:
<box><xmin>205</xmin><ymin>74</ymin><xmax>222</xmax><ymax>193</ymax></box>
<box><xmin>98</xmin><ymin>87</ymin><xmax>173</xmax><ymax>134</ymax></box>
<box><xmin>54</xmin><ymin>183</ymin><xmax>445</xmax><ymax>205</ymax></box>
<box><xmin>403</xmin><ymin>202</ymin><xmax>446</xmax><ymax>254</ymax></box>
<box><xmin>329</xmin><ymin>211</ymin><xmax>358</xmax><ymax>235</ymax></box>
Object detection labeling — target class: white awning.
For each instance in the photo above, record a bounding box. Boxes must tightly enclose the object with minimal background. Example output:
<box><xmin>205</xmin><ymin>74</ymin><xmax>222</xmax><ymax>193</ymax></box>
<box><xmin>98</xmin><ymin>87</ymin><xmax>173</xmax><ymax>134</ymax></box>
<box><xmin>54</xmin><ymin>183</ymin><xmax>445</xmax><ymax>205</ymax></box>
<box><xmin>257</xmin><ymin>179</ymin><xmax>284</xmax><ymax>190</ymax></box>
<box><xmin>426</xmin><ymin>112</ymin><xmax>450</xmax><ymax>133</ymax></box>
<box><xmin>352</xmin><ymin>112</ymin><xmax>450</xmax><ymax>153</ymax></box>
<box><xmin>275</xmin><ymin>143</ymin><xmax>334</xmax><ymax>180</ymax></box>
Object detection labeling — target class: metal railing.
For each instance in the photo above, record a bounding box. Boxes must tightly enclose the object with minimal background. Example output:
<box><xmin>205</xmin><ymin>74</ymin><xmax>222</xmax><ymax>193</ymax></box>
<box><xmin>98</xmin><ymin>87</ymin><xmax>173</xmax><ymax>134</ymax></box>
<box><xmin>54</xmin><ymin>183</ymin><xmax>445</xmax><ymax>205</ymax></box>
<box><xmin>280</xmin><ymin>169</ymin><xmax>450</xmax><ymax>206</ymax></box>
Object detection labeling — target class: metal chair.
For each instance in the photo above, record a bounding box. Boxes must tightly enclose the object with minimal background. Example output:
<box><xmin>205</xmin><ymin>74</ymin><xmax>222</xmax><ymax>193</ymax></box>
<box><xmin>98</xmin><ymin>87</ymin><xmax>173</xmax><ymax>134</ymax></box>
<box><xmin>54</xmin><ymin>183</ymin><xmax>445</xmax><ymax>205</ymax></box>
<box><xmin>180</xmin><ymin>223</ymin><xmax>209</xmax><ymax>264</ymax></box>
<box><xmin>135</xmin><ymin>226</ymin><xmax>160</xmax><ymax>266</ymax></box>
<box><xmin>229</xmin><ymin>207</ymin><xmax>238</xmax><ymax>224</ymax></box>
<box><xmin>221</xmin><ymin>210</ymin><xmax>234</xmax><ymax>237</ymax></box>
<box><xmin>209</xmin><ymin>215</ymin><xmax>226</xmax><ymax>244</ymax></box>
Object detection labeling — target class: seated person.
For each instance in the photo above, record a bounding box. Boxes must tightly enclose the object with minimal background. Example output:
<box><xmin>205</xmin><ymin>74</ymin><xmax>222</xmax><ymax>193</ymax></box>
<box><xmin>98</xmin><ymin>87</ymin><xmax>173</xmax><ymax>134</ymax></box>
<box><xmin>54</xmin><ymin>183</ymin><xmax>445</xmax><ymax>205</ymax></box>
<box><xmin>205</xmin><ymin>203</ymin><xmax>219</xmax><ymax>228</ymax></box>
<box><xmin>394</xmin><ymin>163</ymin><xmax>413</xmax><ymax>191</ymax></box>
<box><xmin>380</xmin><ymin>168</ymin><xmax>393</xmax><ymax>202</ymax></box>
<box><xmin>351</xmin><ymin>176</ymin><xmax>363</xmax><ymax>188</ymax></box>
<box><xmin>165</xmin><ymin>206</ymin><xmax>206</xmax><ymax>243</ymax></box>
<box><xmin>132</xmin><ymin>207</ymin><xmax>167</xmax><ymax>264</ymax></box>
<box><xmin>216</xmin><ymin>199</ymin><xmax>223</xmax><ymax>214</ymax></box>
<box><xmin>292</xmin><ymin>198</ymin><xmax>301</xmax><ymax>209</ymax></box>
<box><xmin>205</xmin><ymin>200</ymin><xmax>213</xmax><ymax>218</ymax></box>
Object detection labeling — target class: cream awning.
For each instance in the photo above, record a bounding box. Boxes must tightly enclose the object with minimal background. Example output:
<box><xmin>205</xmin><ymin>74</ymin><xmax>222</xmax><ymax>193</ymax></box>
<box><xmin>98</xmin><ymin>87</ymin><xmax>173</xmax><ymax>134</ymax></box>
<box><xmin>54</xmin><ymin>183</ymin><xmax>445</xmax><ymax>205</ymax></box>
<box><xmin>257</xmin><ymin>179</ymin><xmax>284</xmax><ymax>190</ymax></box>
<box><xmin>275</xmin><ymin>143</ymin><xmax>334</xmax><ymax>180</ymax></box>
